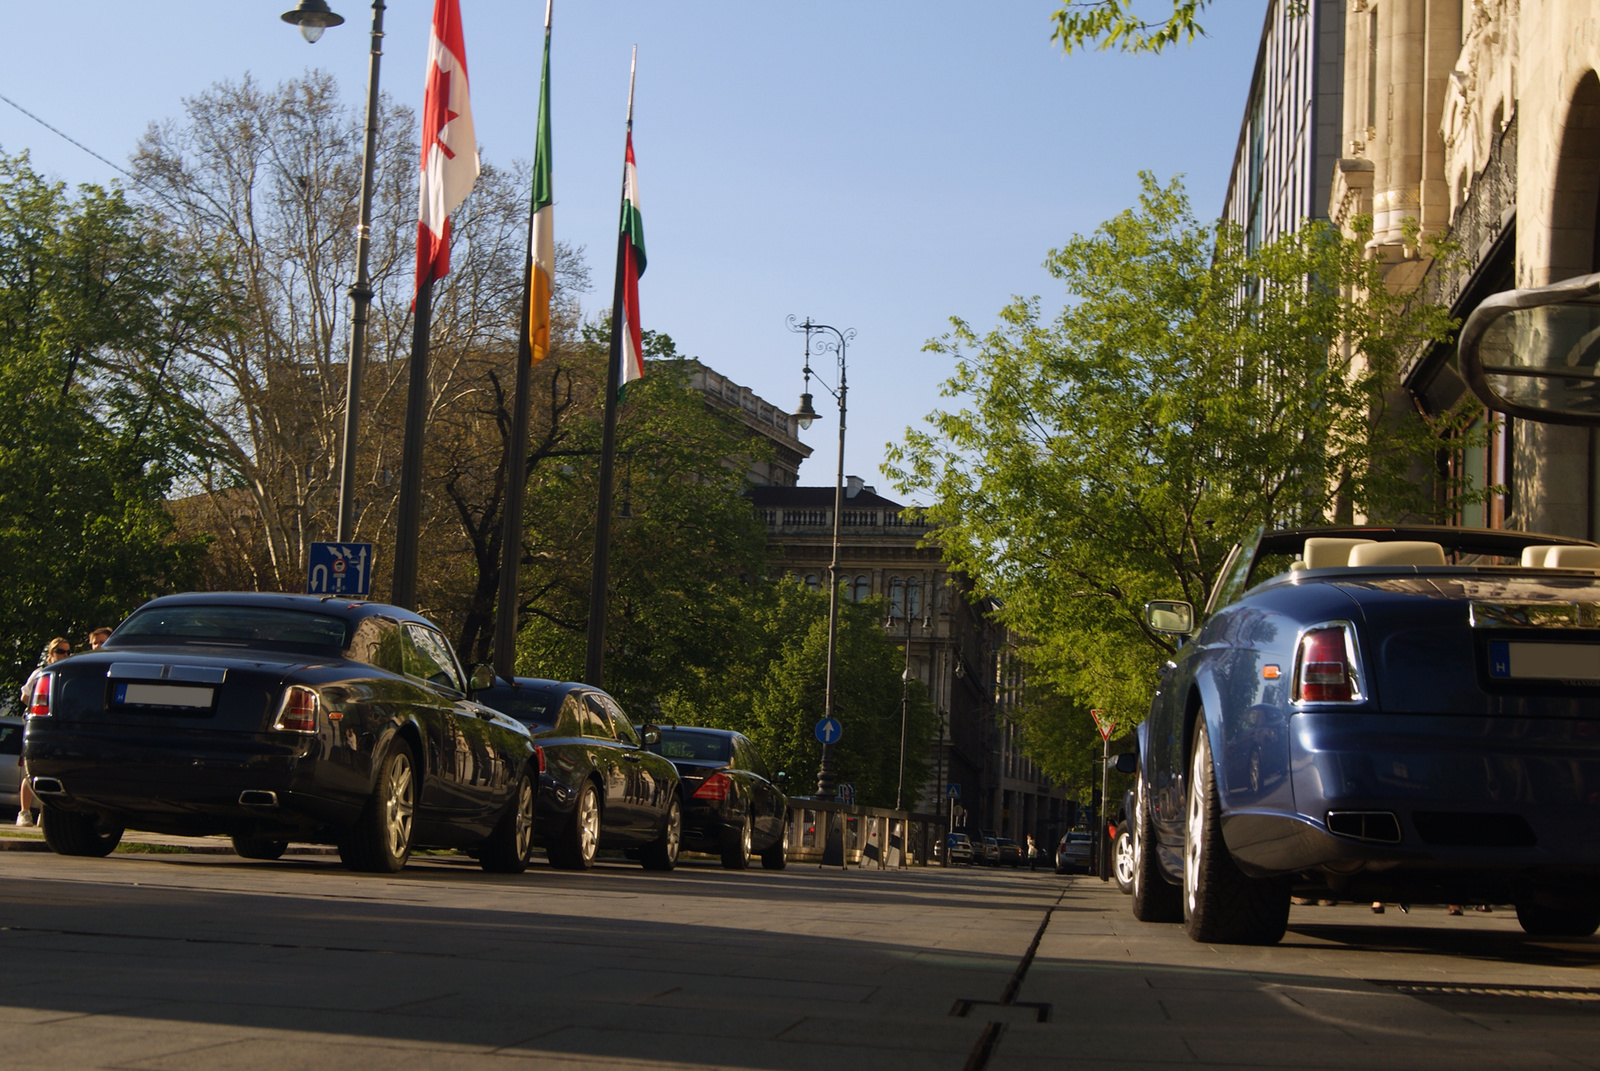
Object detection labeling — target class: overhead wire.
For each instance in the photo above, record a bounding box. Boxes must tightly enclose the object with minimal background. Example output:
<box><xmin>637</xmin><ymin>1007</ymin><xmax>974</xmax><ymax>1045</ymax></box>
<box><xmin>0</xmin><ymin>89</ymin><xmax>185</xmax><ymax>213</ymax></box>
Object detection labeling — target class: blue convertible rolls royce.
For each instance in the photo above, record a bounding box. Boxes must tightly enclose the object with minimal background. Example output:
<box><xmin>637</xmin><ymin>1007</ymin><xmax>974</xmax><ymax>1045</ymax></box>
<box><xmin>1131</xmin><ymin>525</ymin><xmax>1600</xmax><ymax>943</ymax></box>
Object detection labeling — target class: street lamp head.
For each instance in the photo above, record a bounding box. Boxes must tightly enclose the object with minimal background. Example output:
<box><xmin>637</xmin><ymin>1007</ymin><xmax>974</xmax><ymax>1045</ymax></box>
<box><xmin>281</xmin><ymin>0</ymin><xmax>344</xmax><ymax>43</ymax></box>
<box><xmin>793</xmin><ymin>391</ymin><xmax>818</xmax><ymax>431</ymax></box>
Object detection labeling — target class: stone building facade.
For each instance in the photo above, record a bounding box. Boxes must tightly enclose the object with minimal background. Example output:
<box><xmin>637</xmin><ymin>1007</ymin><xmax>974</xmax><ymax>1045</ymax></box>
<box><xmin>1325</xmin><ymin>0</ymin><xmax>1600</xmax><ymax>538</ymax></box>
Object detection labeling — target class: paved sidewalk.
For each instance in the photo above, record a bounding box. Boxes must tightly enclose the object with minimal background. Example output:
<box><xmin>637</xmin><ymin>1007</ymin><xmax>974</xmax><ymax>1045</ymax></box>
<box><xmin>0</xmin><ymin>826</ymin><xmax>336</xmax><ymax>854</ymax></box>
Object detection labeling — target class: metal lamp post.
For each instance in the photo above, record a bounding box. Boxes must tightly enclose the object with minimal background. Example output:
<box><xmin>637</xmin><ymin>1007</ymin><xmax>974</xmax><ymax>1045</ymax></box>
<box><xmin>789</xmin><ymin>315</ymin><xmax>854</xmax><ymax>801</ymax></box>
<box><xmin>281</xmin><ymin>0</ymin><xmax>384</xmax><ymax>544</ymax></box>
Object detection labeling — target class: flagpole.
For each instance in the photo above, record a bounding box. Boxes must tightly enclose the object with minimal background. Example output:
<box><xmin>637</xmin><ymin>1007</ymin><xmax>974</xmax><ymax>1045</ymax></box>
<box><xmin>493</xmin><ymin>0</ymin><xmax>552</xmax><ymax>680</ymax></box>
<box><xmin>584</xmin><ymin>47</ymin><xmax>636</xmax><ymax>687</ymax></box>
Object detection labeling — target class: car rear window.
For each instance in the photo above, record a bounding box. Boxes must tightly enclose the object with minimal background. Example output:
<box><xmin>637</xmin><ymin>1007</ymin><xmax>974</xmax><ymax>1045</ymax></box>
<box><xmin>477</xmin><ymin>687</ymin><xmax>557</xmax><ymax>727</ymax></box>
<box><xmin>113</xmin><ymin>605</ymin><xmax>350</xmax><ymax>654</ymax></box>
<box><xmin>655</xmin><ymin>730</ymin><xmax>731</xmax><ymax>762</ymax></box>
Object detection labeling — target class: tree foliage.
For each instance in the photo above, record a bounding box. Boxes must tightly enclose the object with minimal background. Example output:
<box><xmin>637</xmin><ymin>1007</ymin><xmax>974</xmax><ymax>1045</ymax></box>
<box><xmin>0</xmin><ymin>151</ymin><xmax>216</xmax><ymax>689</ymax></box>
<box><xmin>887</xmin><ymin>174</ymin><xmax>1456</xmax><ymax>768</ymax></box>
<box><xmin>1050</xmin><ymin>1</ymin><xmax>1212</xmax><ymax>54</ymax></box>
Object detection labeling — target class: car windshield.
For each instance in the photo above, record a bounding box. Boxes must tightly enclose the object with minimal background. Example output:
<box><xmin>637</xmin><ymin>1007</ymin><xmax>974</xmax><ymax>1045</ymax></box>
<box><xmin>478</xmin><ymin>686</ymin><xmax>557</xmax><ymax>726</ymax></box>
<box><xmin>113</xmin><ymin>604</ymin><xmax>350</xmax><ymax>655</ymax></box>
<box><xmin>654</xmin><ymin>730</ymin><xmax>731</xmax><ymax>763</ymax></box>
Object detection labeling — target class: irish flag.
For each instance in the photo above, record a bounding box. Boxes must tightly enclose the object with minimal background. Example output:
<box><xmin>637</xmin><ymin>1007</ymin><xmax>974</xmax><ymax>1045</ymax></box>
<box><xmin>619</xmin><ymin>130</ymin><xmax>646</xmax><ymax>387</ymax></box>
<box><xmin>528</xmin><ymin>2</ymin><xmax>554</xmax><ymax>364</ymax></box>
<box><xmin>415</xmin><ymin>0</ymin><xmax>479</xmax><ymax>293</ymax></box>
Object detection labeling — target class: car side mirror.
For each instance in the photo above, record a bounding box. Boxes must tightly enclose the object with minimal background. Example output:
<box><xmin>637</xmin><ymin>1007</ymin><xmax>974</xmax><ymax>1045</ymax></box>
<box><xmin>776</xmin><ymin>771</ymin><xmax>789</xmax><ymax>786</ymax></box>
<box><xmin>1111</xmin><ymin>752</ymin><xmax>1138</xmax><ymax>775</ymax></box>
<box><xmin>1458</xmin><ymin>270</ymin><xmax>1600</xmax><ymax>424</ymax></box>
<box><xmin>640</xmin><ymin>724</ymin><xmax>661</xmax><ymax>746</ymax></box>
<box><xmin>468</xmin><ymin>664</ymin><xmax>494</xmax><ymax>692</ymax></box>
<box><xmin>1145</xmin><ymin>600</ymin><xmax>1194</xmax><ymax>635</ymax></box>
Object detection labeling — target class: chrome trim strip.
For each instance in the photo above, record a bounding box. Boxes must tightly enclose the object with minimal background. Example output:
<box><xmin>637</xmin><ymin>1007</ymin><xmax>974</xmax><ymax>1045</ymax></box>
<box><xmin>106</xmin><ymin>662</ymin><xmax>163</xmax><ymax>680</ymax></box>
<box><xmin>1469</xmin><ymin>601</ymin><xmax>1600</xmax><ymax>629</ymax></box>
<box><xmin>168</xmin><ymin>665</ymin><xmax>227</xmax><ymax>684</ymax></box>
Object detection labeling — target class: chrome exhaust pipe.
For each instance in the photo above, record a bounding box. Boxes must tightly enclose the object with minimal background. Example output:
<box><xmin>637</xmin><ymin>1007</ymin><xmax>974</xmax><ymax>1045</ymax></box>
<box><xmin>238</xmin><ymin>790</ymin><xmax>279</xmax><ymax>807</ymax></box>
<box><xmin>31</xmin><ymin>777</ymin><xmax>65</xmax><ymax>795</ymax></box>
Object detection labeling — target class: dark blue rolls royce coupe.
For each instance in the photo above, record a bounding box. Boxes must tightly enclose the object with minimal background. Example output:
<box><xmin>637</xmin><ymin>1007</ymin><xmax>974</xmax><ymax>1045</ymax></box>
<box><xmin>1131</xmin><ymin>525</ymin><xmax>1600</xmax><ymax>943</ymax></box>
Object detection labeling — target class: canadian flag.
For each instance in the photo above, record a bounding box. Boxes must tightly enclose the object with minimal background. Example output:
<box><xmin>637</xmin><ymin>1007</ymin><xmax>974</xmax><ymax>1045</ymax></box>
<box><xmin>415</xmin><ymin>0</ymin><xmax>479</xmax><ymax>293</ymax></box>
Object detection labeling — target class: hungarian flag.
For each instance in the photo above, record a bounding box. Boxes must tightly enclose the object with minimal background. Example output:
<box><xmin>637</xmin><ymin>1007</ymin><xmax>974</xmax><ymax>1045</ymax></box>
<box><xmin>619</xmin><ymin>131</ymin><xmax>646</xmax><ymax>388</ymax></box>
<box><xmin>528</xmin><ymin>5</ymin><xmax>554</xmax><ymax>365</ymax></box>
<box><xmin>415</xmin><ymin>0</ymin><xmax>479</xmax><ymax>293</ymax></box>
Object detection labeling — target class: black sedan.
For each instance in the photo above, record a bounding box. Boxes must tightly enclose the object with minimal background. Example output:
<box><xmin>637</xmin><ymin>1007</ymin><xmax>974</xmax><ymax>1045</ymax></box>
<box><xmin>642</xmin><ymin>725</ymin><xmax>788</xmax><ymax>870</ymax></box>
<box><xmin>22</xmin><ymin>593</ymin><xmax>539</xmax><ymax>874</ymax></box>
<box><xmin>472</xmin><ymin>678</ymin><xmax>681</xmax><ymax>871</ymax></box>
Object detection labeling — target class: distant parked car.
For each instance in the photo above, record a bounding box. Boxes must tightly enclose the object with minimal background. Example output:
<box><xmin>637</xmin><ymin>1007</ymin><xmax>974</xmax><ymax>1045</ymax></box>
<box><xmin>996</xmin><ymin>837</ymin><xmax>1023</xmax><ymax>867</ymax></box>
<box><xmin>473</xmin><ymin>677</ymin><xmax>682</xmax><ymax>871</ymax></box>
<box><xmin>0</xmin><ymin>714</ymin><xmax>21</xmax><ymax>815</ymax></box>
<box><xmin>979</xmin><ymin>834</ymin><xmax>999</xmax><ymax>866</ymax></box>
<box><xmin>642</xmin><ymin>725</ymin><xmax>788</xmax><ymax>870</ymax></box>
<box><xmin>1055</xmin><ymin>831</ymin><xmax>1093</xmax><ymax>874</ymax></box>
<box><xmin>946</xmin><ymin>832</ymin><xmax>974</xmax><ymax>865</ymax></box>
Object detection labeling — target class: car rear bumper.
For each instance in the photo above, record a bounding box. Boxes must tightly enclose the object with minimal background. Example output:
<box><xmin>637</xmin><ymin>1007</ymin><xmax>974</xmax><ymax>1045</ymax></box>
<box><xmin>23</xmin><ymin>725</ymin><xmax>353</xmax><ymax>836</ymax></box>
<box><xmin>1220</xmin><ymin>711</ymin><xmax>1600</xmax><ymax>898</ymax></box>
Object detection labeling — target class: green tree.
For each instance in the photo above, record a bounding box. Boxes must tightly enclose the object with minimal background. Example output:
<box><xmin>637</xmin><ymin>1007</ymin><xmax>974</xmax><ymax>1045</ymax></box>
<box><xmin>659</xmin><ymin>579</ymin><xmax>938</xmax><ymax>809</ymax></box>
<box><xmin>1051</xmin><ymin>1</ymin><xmax>1213</xmax><ymax>54</ymax></box>
<box><xmin>886</xmin><ymin>174</ymin><xmax>1455</xmax><ymax>769</ymax></box>
<box><xmin>0</xmin><ymin>151</ymin><xmax>215</xmax><ymax>689</ymax></box>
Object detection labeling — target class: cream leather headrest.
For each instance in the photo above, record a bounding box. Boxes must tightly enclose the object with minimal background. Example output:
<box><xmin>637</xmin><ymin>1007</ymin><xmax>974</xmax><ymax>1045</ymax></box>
<box><xmin>1545</xmin><ymin>545</ymin><xmax>1600</xmax><ymax>570</ymax></box>
<box><xmin>1347</xmin><ymin>541</ymin><xmax>1447</xmax><ymax>567</ymax></box>
<box><xmin>1302</xmin><ymin>537</ymin><xmax>1377</xmax><ymax>569</ymax></box>
<box><xmin>1522</xmin><ymin>545</ymin><xmax>1560</xmax><ymax>567</ymax></box>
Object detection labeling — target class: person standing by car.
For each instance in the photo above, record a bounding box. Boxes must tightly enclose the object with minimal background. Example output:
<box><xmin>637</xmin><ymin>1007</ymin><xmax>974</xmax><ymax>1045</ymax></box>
<box><xmin>87</xmin><ymin>627</ymin><xmax>111</xmax><ymax>651</ymax></box>
<box><xmin>1026</xmin><ymin>834</ymin><xmax>1038</xmax><ymax>871</ymax></box>
<box><xmin>17</xmin><ymin>637</ymin><xmax>70</xmax><ymax>826</ymax></box>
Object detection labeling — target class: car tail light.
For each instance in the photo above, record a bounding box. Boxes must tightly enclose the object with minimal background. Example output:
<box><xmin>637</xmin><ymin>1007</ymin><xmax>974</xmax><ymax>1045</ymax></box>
<box><xmin>534</xmin><ymin>745</ymin><xmax>546</xmax><ymax>774</ymax></box>
<box><xmin>1295</xmin><ymin>626</ymin><xmax>1358</xmax><ymax>702</ymax></box>
<box><xmin>692</xmin><ymin>772</ymin><xmax>732</xmax><ymax>801</ymax></box>
<box><xmin>272</xmin><ymin>686</ymin><xmax>320</xmax><ymax>733</ymax></box>
<box><xmin>27</xmin><ymin>673</ymin><xmax>50</xmax><ymax>717</ymax></box>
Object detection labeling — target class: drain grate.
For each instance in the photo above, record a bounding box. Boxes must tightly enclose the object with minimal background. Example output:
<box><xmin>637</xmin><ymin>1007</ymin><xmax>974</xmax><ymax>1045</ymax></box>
<box><xmin>1371</xmin><ymin>980</ymin><xmax>1600</xmax><ymax>1002</ymax></box>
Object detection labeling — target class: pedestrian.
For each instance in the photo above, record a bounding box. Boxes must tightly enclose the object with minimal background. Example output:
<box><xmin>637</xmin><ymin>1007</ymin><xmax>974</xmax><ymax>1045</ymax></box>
<box><xmin>17</xmin><ymin>637</ymin><xmax>71</xmax><ymax>826</ymax></box>
<box><xmin>1026</xmin><ymin>834</ymin><xmax>1038</xmax><ymax>871</ymax></box>
<box><xmin>87</xmin><ymin>627</ymin><xmax>112</xmax><ymax>651</ymax></box>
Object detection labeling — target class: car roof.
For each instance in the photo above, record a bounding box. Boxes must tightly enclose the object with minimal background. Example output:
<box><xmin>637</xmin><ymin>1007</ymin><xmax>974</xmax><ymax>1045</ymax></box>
<box><xmin>136</xmin><ymin>592</ymin><xmax>441</xmax><ymax>629</ymax></box>
<box><xmin>649</xmin><ymin>724</ymin><xmax>744</xmax><ymax>740</ymax></box>
<box><xmin>1259</xmin><ymin>525</ymin><xmax>1594</xmax><ymax>559</ymax></box>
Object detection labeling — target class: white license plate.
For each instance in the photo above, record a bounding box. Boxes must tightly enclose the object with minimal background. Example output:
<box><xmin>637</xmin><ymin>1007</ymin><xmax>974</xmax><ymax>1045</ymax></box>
<box><xmin>1487</xmin><ymin>641</ymin><xmax>1600</xmax><ymax>682</ymax></box>
<box><xmin>114</xmin><ymin>683</ymin><xmax>215</xmax><ymax>708</ymax></box>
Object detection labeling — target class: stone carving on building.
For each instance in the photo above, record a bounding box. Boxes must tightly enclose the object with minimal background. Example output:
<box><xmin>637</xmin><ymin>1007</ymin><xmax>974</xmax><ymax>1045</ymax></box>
<box><xmin>1442</xmin><ymin>0</ymin><xmax>1519</xmax><ymax>221</ymax></box>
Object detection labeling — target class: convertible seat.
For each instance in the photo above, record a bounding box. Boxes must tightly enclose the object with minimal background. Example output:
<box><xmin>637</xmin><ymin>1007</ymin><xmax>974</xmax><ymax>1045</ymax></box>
<box><xmin>1347</xmin><ymin>540</ymin><xmax>1447</xmax><ymax>567</ymax></box>
<box><xmin>1302</xmin><ymin>537</ymin><xmax>1376</xmax><ymax>569</ymax></box>
<box><xmin>1544</xmin><ymin>545</ymin><xmax>1600</xmax><ymax>569</ymax></box>
<box><xmin>1522</xmin><ymin>544</ymin><xmax>1560</xmax><ymax>567</ymax></box>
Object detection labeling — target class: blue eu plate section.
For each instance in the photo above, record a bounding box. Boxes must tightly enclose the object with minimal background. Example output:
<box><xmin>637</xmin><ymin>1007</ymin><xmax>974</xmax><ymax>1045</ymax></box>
<box><xmin>1489</xmin><ymin>641</ymin><xmax>1511</xmax><ymax>679</ymax></box>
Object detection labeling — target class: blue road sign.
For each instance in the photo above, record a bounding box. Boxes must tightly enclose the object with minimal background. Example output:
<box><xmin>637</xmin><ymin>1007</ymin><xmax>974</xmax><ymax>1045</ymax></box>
<box><xmin>814</xmin><ymin>716</ymin><xmax>842</xmax><ymax>745</ymax></box>
<box><xmin>837</xmin><ymin>782</ymin><xmax>856</xmax><ymax>805</ymax></box>
<box><xmin>308</xmin><ymin>542</ymin><xmax>374</xmax><ymax>597</ymax></box>
<box><xmin>946</xmin><ymin>782</ymin><xmax>962</xmax><ymax>800</ymax></box>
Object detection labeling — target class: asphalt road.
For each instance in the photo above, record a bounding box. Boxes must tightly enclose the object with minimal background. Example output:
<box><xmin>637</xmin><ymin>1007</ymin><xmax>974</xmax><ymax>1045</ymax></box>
<box><xmin>4</xmin><ymin>848</ymin><xmax>1600</xmax><ymax>1070</ymax></box>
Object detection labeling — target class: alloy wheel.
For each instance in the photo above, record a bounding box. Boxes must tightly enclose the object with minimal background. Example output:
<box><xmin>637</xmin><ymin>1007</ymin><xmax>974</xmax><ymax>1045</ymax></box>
<box><xmin>1184</xmin><ymin>741</ymin><xmax>1205</xmax><ymax>916</ymax></box>
<box><xmin>384</xmin><ymin>753</ymin><xmax>415</xmax><ymax>859</ymax></box>
<box><xmin>578</xmin><ymin>786</ymin><xmax>599</xmax><ymax>865</ymax></box>
<box><xmin>1114</xmin><ymin>831</ymin><xmax>1135</xmax><ymax>886</ymax></box>
<box><xmin>665</xmin><ymin>800</ymin><xmax>682</xmax><ymax>863</ymax></box>
<box><xmin>514</xmin><ymin>777</ymin><xmax>535</xmax><ymax>860</ymax></box>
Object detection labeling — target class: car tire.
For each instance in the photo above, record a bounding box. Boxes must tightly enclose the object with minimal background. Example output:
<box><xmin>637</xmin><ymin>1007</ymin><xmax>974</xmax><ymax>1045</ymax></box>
<box><xmin>640</xmin><ymin>795</ymin><xmax>681</xmax><ymax>871</ymax></box>
<box><xmin>1183</xmin><ymin>720</ymin><xmax>1290</xmax><ymax>944</ymax></box>
<box><xmin>760</xmin><ymin>820</ymin><xmax>788</xmax><ymax>870</ymax></box>
<box><xmin>547</xmin><ymin>781</ymin><xmax>600</xmax><ymax>870</ymax></box>
<box><xmin>231</xmin><ymin>835</ymin><xmax>288</xmax><ymax>861</ymax></box>
<box><xmin>1113</xmin><ymin>830</ymin><xmax>1135</xmax><ymax>894</ymax></box>
<box><xmin>721</xmin><ymin>813</ymin><xmax>753</xmax><ymax>870</ymax></box>
<box><xmin>479</xmin><ymin>768</ymin><xmax>536</xmax><ymax>874</ymax></box>
<box><xmin>1515</xmin><ymin>900</ymin><xmax>1600</xmax><ymax>937</ymax></box>
<box><xmin>1131</xmin><ymin>765</ymin><xmax>1183</xmax><ymax>923</ymax></box>
<box><xmin>341</xmin><ymin>741</ymin><xmax>416</xmax><ymax>873</ymax></box>
<box><xmin>39</xmin><ymin>805</ymin><xmax>122</xmax><ymax>857</ymax></box>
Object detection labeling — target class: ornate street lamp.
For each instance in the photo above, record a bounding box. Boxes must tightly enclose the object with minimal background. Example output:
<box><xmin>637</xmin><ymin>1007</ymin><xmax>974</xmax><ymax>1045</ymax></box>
<box><xmin>280</xmin><ymin>1</ymin><xmax>383</xmax><ymax>544</ymax></box>
<box><xmin>789</xmin><ymin>315</ymin><xmax>854</xmax><ymax>800</ymax></box>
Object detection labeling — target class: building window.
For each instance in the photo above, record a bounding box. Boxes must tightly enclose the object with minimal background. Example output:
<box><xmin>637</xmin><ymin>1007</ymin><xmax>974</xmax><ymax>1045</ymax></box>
<box><xmin>907</xmin><ymin>576</ymin><xmax>922</xmax><ymax>620</ymax></box>
<box><xmin>888</xmin><ymin>576</ymin><xmax>904</xmax><ymax>618</ymax></box>
<box><xmin>803</xmin><ymin>573</ymin><xmax>820</xmax><ymax>592</ymax></box>
<box><xmin>853</xmin><ymin>575</ymin><xmax>871</xmax><ymax>603</ymax></box>
<box><xmin>1454</xmin><ymin>413</ymin><xmax>1510</xmax><ymax>529</ymax></box>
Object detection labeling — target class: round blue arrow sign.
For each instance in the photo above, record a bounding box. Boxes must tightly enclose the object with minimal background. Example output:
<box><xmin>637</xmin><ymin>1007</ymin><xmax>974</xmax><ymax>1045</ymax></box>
<box><xmin>814</xmin><ymin>717</ymin><xmax>842</xmax><ymax>745</ymax></box>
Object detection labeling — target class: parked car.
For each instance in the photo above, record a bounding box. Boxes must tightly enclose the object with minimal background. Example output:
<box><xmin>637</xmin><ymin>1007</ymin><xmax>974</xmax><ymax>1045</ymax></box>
<box><xmin>979</xmin><ymin>833</ymin><xmax>999</xmax><ymax>866</ymax></box>
<box><xmin>1055</xmin><ymin>831</ymin><xmax>1093</xmax><ymax>874</ymax></box>
<box><xmin>1132</xmin><ymin>525</ymin><xmax>1600</xmax><ymax>943</ymax></box>
<box><xmin>472</xmin><ymin>678</ymin><xmax>682</xmax><ymax>871</ymax></box>
<box><xmin>996</xmin><ymin>836</ymin><xmax>1022</xmax><ymax>867</ymax></box>
<box><xmin>946</xmin><ymin>832</ymin><xmax>974</xmax><ymax>865</ymax></box>
<box><xmin>640</xmin><ymin>724</ymin><xmax>787</xmax><ymax>870</ymax></box>
<box><xmin>22</xmin><ymin>593</ymin><xmax>539</xmax><ymax>873</ymax></box>
<box><xmin>0</xmin><ymin>714</ymin><xmax>22</xmax><ymax>816</ymax></box>
<box><xmin>1110</xmin><ymin>790</ymin><xmax>1135</xmax><ymax>893</ymax></box>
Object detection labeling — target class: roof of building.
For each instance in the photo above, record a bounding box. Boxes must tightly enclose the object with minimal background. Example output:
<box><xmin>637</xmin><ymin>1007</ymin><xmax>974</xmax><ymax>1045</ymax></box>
<box><xmin>748</xmin><ymin>482</ymin><xmax>906</xmax><ymax>512</ymax></box>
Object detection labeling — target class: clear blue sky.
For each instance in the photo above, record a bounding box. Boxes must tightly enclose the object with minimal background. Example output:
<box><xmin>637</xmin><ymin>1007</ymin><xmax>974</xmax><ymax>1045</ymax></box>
<box><xmin>2</xmin><ymin>1</ymin><xmax>1267</xmax><ymax>495</ymax></box>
